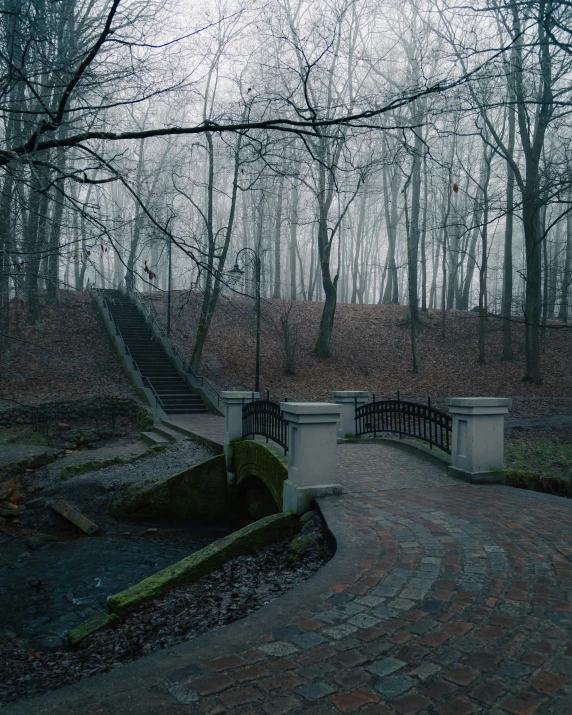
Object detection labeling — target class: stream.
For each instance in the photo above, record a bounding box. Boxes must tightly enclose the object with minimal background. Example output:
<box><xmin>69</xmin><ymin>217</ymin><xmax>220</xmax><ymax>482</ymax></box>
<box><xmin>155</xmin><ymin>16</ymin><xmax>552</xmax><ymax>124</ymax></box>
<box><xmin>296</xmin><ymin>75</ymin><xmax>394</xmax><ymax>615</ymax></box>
<box><xmin>0</xmin><ymin>528</ymin><xmax>220</xmax><ymax>651</ymax></box>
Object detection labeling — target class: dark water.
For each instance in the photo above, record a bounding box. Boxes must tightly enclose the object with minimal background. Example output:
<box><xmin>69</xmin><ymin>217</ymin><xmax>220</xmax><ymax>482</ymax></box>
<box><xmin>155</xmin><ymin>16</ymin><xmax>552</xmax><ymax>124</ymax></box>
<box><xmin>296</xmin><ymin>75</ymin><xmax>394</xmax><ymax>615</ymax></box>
<box><xmin>0</xmin><ymin>530</ymin><xmax>219</xmax><ymax>649</ymax></box>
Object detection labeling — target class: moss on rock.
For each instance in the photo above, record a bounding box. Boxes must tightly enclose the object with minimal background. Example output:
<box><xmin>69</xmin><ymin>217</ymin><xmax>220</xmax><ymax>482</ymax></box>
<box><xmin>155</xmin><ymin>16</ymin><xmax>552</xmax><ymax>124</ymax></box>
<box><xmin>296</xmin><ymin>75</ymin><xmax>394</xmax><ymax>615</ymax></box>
<box><xmin>232</xmin><ymin>440</ymin><xmax>288</xmax><ymax>509</ymax></box>
<box><xmin>290</xmin><ymin>533</ymin><xmax>320</xmax><ymax>555</ymax></box>
<box><xmin>112</xmin><ymin>454</ymin><xmax>228</xmax><ymax>523</ymax></box>
<box><xmin>59</xmin><ymin>457</ymin><xmax>123</xmax><ymax>480</ymax></box>
<box><xmin>107</xmin><ymin>512</ymin><xmax>295</xmax><ymax>615</ymax></box>
<box><xmin>68</xmin><ymin>611</ymin><xmax>120</xmax><ymax>646</ymax></box>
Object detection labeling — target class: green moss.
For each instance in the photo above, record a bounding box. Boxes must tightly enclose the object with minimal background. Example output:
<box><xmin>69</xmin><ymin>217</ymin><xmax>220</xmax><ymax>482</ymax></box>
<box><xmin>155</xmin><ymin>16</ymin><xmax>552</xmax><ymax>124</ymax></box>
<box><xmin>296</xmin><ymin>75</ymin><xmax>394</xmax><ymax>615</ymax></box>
<box><xmin>232</xmin><ymin>440</ymin><xmax>288</xmax><ymax>509</ymax></box>
<box><xmin>107</xmin><ymin>512</ymin><xmax>295</xmax><ymax>615</ymax></box>
<box><xmin>505</xmin><ymin>438</ymin><xmax>572</xmax><ymax>477</ymax></box>
<box><xmin>59</xmin><ymin>456</ymin><xmax>123</xmax><ymax>480</ymax></box>
<box><xmin>59</xmin><ymin>444</ymin><xmax>169</xmax><ymax>481</ymax></box>
<box><xmin>505</xmin><ymin>469</ymin><xmax>572</xmax><ymax>498</ymax></box>
<box><xmin>27</xmin><ymin>431</ymin><xmax>50</xmax><ymax>447</ymax></box>
<box><xmin>290</xmin><ymin>533</ymin><xmax>320</xmax><ymax>555</ymax></box>
<box><xmin>68</xmin><ymin>611</ymin><xmax>120</xmax><ymax>646</ymax></box>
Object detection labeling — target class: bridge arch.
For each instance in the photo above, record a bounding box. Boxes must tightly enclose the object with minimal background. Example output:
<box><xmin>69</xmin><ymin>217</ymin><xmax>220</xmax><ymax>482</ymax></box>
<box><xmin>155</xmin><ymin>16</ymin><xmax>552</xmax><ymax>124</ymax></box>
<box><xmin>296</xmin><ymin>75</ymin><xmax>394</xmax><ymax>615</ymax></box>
<box><xmin>230</xmin><ymin>440</ymin><xmax>288</xmax><ymax>518</ymax></box>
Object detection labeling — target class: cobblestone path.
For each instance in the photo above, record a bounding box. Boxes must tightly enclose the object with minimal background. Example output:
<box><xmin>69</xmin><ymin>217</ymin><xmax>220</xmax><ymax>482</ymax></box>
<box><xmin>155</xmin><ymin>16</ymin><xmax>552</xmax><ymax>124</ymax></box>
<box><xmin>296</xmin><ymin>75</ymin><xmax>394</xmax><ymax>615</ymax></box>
<box><xmin>7</xmin><ymin>440</ymin><xmax>572</xmax><ymax>715</ymax></box>
<box><xmin>337</xmin><ymin>442</ymin><xmax>454</xmax><ymax>493</ymax></box>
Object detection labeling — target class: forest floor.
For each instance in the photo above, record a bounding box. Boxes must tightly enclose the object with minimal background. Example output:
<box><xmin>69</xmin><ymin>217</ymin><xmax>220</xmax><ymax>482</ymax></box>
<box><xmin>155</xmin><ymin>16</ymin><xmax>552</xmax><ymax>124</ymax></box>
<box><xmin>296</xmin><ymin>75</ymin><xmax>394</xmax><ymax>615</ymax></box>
<box><xmin>149</xmin><ymin>290</ymin><xmax>572</xmax><ymax>404</ymax></box>
<box><xmin>2</xmin><ymin>289</ymin><xmax>572</xmax><ymax>406</ymax></box>
<box><xmin>0</xmin><ymin>291</ymin><xmax>135</xmax><ymax>407</ymax></box>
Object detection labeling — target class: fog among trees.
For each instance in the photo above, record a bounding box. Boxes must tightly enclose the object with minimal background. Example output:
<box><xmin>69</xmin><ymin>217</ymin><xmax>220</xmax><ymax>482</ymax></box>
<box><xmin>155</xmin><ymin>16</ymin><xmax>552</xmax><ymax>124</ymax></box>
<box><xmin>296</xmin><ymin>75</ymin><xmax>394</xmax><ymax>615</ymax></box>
<box><xmin>1</xmin><ymin>0</ymin><xmax>571</xmax><ymax>384</ymax></box>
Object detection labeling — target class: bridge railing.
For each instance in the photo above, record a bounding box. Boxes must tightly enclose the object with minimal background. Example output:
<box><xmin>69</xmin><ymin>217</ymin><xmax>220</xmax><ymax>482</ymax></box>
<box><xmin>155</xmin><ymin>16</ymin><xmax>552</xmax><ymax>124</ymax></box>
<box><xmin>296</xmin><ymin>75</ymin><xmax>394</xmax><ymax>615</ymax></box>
<box><xmin>242</xmin><ymin>397</ymin><xmax>289</xmax><ymax>454</ymax></box>
<box><xmin>355</xmin><ymin>393</ymin><xmax>452</xmax><ymax>454</ymax></box>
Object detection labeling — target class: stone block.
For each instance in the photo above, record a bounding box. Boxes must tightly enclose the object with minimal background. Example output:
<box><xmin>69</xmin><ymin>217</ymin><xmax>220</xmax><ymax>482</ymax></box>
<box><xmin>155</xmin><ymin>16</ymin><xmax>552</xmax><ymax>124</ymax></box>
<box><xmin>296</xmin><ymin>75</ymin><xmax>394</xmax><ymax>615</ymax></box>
<box><xmin>331</xmin><ymin>391</ymin><xmax>371</xmax><ymax>437</ymax></box>
<box><xmin>446</xmin><ymin>397</ymin><xmax>512</xmax><ymax>476</ymax></box>
<box><xmin>107</xmin><ymin>511</ymin><xmax>295</xmax><ymax>615</ymax></box>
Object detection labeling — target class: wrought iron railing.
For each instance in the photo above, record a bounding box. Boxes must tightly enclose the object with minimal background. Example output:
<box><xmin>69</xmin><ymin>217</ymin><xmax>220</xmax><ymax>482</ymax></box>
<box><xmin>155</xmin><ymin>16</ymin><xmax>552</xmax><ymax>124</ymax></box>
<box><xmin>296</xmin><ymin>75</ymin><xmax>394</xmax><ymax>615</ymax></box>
<box><xmin>242</xmin><ymin>398</ymin><xmax>288</xmax><ymax>453</ymax></box>
<box><xmin>355</xmin><ymin>393</ymin><xmax>452</xmax><ymax>454</ymax></box>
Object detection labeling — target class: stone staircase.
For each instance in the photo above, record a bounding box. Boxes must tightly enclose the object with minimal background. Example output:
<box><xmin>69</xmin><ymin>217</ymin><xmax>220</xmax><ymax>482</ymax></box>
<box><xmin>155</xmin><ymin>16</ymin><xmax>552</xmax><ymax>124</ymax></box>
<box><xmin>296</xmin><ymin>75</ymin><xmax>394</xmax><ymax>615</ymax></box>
<box><xmin>100</xmin><ymin>290</ymin><xmax>208</xmax><ymax>416</ymax></box>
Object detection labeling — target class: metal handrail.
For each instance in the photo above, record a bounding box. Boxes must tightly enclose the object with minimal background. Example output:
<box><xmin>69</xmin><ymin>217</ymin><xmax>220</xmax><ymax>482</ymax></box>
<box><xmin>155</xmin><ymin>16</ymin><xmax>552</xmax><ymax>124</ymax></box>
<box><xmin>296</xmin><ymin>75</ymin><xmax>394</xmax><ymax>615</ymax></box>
<box><xmin>242</xmin><ymin>398</ymin><xmax>288</xmax><ymax>453</ymax></box>
<box><xmin>129</xmin><ymin>287</ymin><xmax>224</xmax><ymax>407</ymax></box>
<box><xmin>144</xmin><ymin>377</ymin><xmax>165</xmax><ymax>409</ymax></box>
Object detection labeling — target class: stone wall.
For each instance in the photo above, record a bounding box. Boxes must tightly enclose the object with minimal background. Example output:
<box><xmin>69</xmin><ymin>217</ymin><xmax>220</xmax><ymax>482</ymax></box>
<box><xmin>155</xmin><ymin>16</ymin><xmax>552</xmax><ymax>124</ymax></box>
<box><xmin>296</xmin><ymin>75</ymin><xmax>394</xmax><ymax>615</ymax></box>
<box><xmin>0</xmin><ymin>396</ymin><xmax>153</xmax><ymax>431</ymax></box>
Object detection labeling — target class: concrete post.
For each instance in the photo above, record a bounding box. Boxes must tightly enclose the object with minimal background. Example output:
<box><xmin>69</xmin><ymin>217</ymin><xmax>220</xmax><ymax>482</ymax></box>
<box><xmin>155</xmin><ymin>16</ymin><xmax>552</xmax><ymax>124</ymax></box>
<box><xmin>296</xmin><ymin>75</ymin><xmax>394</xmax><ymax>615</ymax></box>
<box><xmin>445</xmin><ymin>397</ymin><xmax>512</xmax><ymax>482</ymax></box>
<box><xmin>280</xmin><ymin>402</ymin><xmax>343</xmax><ymax>514</ymax></box>
<box><xmin>331</xmin><ymin>391</ymin><xmax>371</xmax><ymax>438</ymax></box>
<box><xmin>221</xmin><ymin>391</ymin><xmax>259</xmax><ymax>444</ymax></box>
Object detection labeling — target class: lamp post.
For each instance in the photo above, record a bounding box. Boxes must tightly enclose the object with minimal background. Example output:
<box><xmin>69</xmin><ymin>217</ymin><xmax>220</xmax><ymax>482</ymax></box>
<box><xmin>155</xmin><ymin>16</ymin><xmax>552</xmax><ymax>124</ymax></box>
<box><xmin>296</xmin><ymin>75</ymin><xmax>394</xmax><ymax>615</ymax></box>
<box><xmin>167</xmin><ymin>234</ymin><xmax>172</xmax><ymax>336</ymax></box>
<box><xmin>228</xmin><ymin>247</ymin><xmax>261</xmax><ymax>392</ymax></box>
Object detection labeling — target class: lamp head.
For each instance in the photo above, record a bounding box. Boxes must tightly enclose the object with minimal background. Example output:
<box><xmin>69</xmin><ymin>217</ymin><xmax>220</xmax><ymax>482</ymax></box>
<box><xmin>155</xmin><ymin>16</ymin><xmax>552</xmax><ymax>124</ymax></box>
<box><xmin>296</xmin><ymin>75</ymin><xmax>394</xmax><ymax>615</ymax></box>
<box><xmin>228</xmin><ymin>262</ymin><xmax>244</xmax><ymax>278</ymax></box>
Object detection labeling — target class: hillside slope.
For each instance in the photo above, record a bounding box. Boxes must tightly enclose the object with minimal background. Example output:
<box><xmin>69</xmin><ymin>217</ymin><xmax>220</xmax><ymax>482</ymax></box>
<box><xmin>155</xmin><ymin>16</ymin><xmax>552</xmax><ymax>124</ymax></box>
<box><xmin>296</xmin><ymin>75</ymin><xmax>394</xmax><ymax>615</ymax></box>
<box><xmin>3</xmin><ymin>291</ymin><xmax>571</xmax><ymax>412</ymax></box>
<box><xmin>151</xmin><ymin>291</ymin><xmax>572</xmax><ymax>403</ymax></box>
<box><xmin>1</xmin><ymin>292</ymin><xmax>136</xmax><ymax>407</ymax></box>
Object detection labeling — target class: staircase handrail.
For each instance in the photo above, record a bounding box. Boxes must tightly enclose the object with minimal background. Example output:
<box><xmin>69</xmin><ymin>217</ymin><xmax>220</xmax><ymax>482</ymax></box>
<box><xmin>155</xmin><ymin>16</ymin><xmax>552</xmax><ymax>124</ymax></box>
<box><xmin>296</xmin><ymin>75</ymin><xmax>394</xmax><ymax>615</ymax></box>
<box><xmin>126</xmin><ymin>286</ymin><xmax>224</xmax><ymax>410</ymax></box>
<box><xmin>144</xmin><ymin>377</ymin><xmax>165</xmax><ymax>409</ymax></box>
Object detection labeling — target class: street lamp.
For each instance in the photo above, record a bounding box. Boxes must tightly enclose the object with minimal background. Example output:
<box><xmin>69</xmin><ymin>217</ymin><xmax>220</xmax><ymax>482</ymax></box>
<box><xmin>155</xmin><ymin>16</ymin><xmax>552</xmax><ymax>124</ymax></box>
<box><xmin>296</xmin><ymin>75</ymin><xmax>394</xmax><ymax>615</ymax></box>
<box><xmin>228</xmin><ymin>247</ymin><xmax>261</xmax><ymax>393</ymax></box>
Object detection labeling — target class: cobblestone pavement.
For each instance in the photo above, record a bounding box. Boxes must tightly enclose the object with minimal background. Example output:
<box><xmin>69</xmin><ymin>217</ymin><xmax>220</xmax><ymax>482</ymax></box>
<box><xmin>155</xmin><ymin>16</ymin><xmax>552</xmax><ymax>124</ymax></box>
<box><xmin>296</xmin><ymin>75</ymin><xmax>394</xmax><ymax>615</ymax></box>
<box><xmin>337</xmin><ymin>443</ymin><xmax>454</xmax><ymax>493</ymax></box>
<box><xmin>6</xmin><ymin>439</ymin><xmax>572</xmax><ymax>715</ymax></box>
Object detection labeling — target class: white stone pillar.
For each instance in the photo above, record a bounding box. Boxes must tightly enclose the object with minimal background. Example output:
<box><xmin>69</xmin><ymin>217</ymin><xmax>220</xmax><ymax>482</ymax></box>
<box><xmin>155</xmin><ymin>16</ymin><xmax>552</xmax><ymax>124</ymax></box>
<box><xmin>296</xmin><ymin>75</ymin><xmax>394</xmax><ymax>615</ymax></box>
<box><xmin>280</xmin><ymin>403</ymin><xmax>343</xmax><ymax>514</ymax></box>
<box><xmin>445</xmin><ymin>397</ymin><xmax>512</xmax><ymax>482</ymax></box>
<box><xmin>221</xmin><ymin>391</ymin><xmax>259</xmax><ymax>444</ymax></box>
<box><xmin>331</xmin><ymin>391</ymin><xmax>371</xmax><ymax>438</ymax></box>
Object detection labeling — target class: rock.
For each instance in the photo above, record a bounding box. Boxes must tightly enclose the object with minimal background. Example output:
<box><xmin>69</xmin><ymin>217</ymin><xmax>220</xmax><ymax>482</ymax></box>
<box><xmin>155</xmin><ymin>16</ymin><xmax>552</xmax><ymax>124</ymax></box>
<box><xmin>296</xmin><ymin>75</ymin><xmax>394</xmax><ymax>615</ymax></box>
<box><xmin>145</xmin><ymin>528</ymin><xmax>158</xmax><ymax>533</ymax></box>
<box><xmin>27</xmin><ymin>533</ymin><xmax>60</xmax><ymax>550</ymax></box>
<box><xmin>68</xmin><ymin>611</ymin><xmax>120</xmax><ymax>646</ymax></box>
<box><xmin>107</xmin><ymin>512</ymin><xmax>296</xmax><ymax>616</ymax></box>
<box><xmin>38</xmin><ymin>635</ymin><xmax>64</xmax><ymax>652</ymax></box>
<box><xmin>0</xmin><ymin>501</ymin><xmax>18</xmax><ymax>511</ymax></box>
<box><xmin>57</xmin><ymin>422</ymin><xmax>71</xmax><ymax>430</ymax></box>
<box><xmin>26</xmin><ymin>498</ymin><xmax>45</xmax><ymax>509</ymax></box>
<box><xmin>290</xmin><ymin>533</ymin><xmax>320</xmax><ymax>555</ymax></box>
<box><xmin>300</xmin><ymin>517</ymin><xmax>319</xmax><ymax>534</ymax></box>
<box><xmin>299</xmin><ymin>509</ymin><xmax>318</xmax><ymax>526</ymax></box>
<box><xmin>0</xmin><ymin>506</ymin><xmax>24</xmax><ymax>518</ymax></box>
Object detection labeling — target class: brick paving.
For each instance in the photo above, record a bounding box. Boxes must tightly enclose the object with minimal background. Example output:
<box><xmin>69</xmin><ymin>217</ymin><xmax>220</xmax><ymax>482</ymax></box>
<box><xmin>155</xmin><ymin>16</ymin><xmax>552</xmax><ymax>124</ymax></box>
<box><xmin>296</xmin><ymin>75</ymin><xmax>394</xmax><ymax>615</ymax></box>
<box><xmin>6</xmin><ymin>433</ymin><xmax>572</xmax><ymax>715</ymax></box>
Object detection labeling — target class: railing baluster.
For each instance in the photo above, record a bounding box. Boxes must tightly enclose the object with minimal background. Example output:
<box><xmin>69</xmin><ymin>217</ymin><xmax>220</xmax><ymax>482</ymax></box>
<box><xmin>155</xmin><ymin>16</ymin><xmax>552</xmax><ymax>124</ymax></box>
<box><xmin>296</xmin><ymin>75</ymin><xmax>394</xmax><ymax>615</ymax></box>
<box><xmin>352</xmin><ymin>393</ymin><xmax>451</xmax><ymax>454</ymax></box>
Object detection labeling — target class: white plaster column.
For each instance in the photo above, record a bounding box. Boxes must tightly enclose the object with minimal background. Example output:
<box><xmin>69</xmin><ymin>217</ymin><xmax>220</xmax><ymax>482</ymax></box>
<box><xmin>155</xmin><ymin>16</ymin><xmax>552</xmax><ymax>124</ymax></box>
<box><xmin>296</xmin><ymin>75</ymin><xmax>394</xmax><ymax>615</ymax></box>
<box><xmin>221</xmin><ymin>391</ymin><xmax>259</xmax><ymax>444</ymax></box>
<box><xmin>280</xmin><ymin>402</ymin><xmax>342</xmax><ymax>514</ymax></box>
<box><xmin>331</xmin><ymin>391</ymin><xmax>371</xmax><ymax>438</ymax></box>
<box><xmin>445</xmin><ymin>397</ymin><xmax>512</xmax><ymax>482</ymax></box>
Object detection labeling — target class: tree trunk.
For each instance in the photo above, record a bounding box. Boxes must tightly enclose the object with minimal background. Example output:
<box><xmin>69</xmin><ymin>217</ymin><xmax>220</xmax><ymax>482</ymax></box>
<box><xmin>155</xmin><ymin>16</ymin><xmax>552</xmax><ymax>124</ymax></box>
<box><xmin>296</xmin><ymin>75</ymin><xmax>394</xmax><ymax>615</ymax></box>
<box><xmin>272</xmin><ymin>175</ymin><xmax>284</xmax><ymax>299</ymax></box>
<box><xmin>289</xmin><ymin>176</ymin><xmax>298</xmax><ymax>300</ymax></box>
<box><xmin>478</xmin><ymin>147</ymin><xmax>492</xmax><ymax>365</ymax></box>
<box><xmin>420</xmin><ymin>154</ymin><xmax>428</xmax><ymax>311</ymax></box>
<box><xmin>501</xmin><ymin>90</ymin><xmax>516</xmax><ymax>359</ymax></box>
<box><xmin>190</xmin><ymin>133</ymin><xmax>242</xmax><ymax>372</ymax></box>
<box><xmin>382</xmin><ymin>165</ymin><xmax>399</xmax><ymax>304</ymax></box>
<box><xmin>559</xmin><ymin>205</ymin><xmax>572</xmax><ymax>322</ymax></box>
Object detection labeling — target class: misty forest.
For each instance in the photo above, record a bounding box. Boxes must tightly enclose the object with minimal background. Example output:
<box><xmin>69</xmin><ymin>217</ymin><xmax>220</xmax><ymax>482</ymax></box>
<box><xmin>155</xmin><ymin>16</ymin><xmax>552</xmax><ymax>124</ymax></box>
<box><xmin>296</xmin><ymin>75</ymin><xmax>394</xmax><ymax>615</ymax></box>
<box><xmin>3</xmin><ymin>1</ymin><xmax>572</xmax><ymax>710</ymax></box>
<box><xmin>0</xmin><ymin>0</ymin><xmax>571</xmax><ymax>388</ymax></box>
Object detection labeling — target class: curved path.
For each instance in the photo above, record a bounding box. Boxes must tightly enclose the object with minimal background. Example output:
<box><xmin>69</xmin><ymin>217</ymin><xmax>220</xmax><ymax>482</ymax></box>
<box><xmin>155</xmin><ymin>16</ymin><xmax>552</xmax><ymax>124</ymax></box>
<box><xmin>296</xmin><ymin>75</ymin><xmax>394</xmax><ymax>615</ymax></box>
<box><xmin>6</xmin><ymin>438</ymin><xmax>572</xmax><ymax>715</ymax></box>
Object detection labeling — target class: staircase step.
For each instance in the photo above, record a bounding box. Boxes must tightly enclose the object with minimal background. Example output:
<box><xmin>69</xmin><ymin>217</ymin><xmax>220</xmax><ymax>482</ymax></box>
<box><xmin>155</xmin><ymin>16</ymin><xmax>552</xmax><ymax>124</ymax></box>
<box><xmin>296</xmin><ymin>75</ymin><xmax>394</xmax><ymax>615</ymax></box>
<box><xmin>140</xmin><ymin>430</ymin><xmax>170</xmax><ymax>446</ymax></box>
<box><xmin>164</xmin><ymin>408</ymin><xmax>208</xmax><ymax>414</ymax></box>
<box><xmin>154</xmin><ymin>425</ymin><xmax>182</xmax><ymax>442</ymax></box>
<box><xmin>104</xmin><ymin>293</ymin><xmax>209</xmax><ymax>415</ymax></box>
